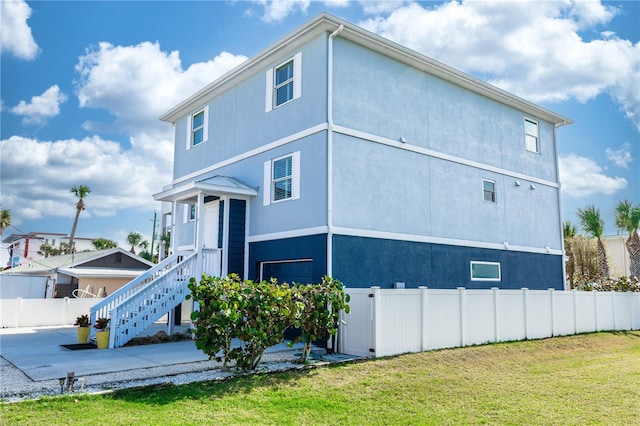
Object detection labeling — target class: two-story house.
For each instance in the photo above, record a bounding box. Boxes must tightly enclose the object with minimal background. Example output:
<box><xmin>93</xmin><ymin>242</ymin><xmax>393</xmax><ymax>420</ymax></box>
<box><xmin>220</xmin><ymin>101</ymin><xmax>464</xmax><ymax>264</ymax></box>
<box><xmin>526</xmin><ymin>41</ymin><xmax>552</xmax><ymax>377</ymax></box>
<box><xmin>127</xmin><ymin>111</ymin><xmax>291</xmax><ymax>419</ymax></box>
<box><xmin>154</xmin><ymin>13</ymin><xmax>571</xmax><ymax>291</ymax></box>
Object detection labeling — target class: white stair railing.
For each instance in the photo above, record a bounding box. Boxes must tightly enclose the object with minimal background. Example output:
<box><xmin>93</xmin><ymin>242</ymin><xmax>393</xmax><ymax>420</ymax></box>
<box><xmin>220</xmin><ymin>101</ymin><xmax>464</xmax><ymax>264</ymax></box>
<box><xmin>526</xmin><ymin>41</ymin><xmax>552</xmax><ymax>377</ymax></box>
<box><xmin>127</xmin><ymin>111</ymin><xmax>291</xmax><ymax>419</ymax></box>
<box><xmin>89</xmin><ymin>252</ymin><xmax>195</xmax><ymax>346</ymax></box>
<box><xmin>89</xmin><ymin>249</ymin><xmax>221</xmax><ymax>348</ymax></box>
<box><xmin>108</xmin><ymin>253</ymin><xmax>198</xmax><ymax>348</ymax></box>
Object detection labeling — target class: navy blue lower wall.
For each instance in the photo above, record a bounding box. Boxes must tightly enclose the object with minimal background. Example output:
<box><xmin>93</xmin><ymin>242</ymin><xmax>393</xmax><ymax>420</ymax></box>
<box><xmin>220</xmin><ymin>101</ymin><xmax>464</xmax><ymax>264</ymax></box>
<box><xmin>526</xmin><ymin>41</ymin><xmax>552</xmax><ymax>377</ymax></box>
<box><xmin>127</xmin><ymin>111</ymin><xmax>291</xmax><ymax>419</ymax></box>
<box><xmin>248</xmin><ymin>234</ymin><xmax>327</xmax><ymax>283</ymax></box>
<box><xmin>332</xmin><ymin>235</ymin><xmax>563</xmax><ymax>290</ymax></box>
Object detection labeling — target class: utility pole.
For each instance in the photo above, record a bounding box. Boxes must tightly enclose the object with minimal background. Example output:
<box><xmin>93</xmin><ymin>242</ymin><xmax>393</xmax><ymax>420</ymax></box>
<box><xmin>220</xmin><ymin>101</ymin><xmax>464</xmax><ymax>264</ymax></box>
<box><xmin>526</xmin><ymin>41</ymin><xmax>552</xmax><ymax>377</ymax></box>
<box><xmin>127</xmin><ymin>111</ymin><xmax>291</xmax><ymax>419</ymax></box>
<box><xmin>150</xmin><ymin>211</ymin><xmax>157</xmax><ymax>262</ymax></box>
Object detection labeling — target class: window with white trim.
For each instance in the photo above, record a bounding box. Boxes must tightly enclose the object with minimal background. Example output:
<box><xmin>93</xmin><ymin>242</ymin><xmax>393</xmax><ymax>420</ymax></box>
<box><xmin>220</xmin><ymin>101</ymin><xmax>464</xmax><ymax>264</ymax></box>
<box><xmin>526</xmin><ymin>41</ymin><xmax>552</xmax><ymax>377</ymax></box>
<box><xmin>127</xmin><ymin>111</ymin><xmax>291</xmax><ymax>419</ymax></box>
<box><xmin>524</xmin><ymin>118</ymin><xmax>539</xmax><ymax>153</ymax></box>
<box><xmin>183</xmin><ymin>204</ymin><xmax>196</xmax><ymax>223</ymax></box>
<box><xmin>263</xmin><ymin>152</ymin><xmax>300</xmax><ymax>205</ymax></box>
<box><xmin>470</xmin><ymin>261</ymin><xmax>501</xmax><ymax>281</ymax></box>
<box><xmin>483</xmin><ymin>179</ymin><xmax>496</xmax><ymax>203</ymax></box>
<box><xmin>186</xmin><ymin>106</ymin><xmax>209</xmax><ymax>149</ymax></box>
<box><xmin>265</xmin><ymin>53</ymin><xmax>302</xmax><ymax>112</ymax></box>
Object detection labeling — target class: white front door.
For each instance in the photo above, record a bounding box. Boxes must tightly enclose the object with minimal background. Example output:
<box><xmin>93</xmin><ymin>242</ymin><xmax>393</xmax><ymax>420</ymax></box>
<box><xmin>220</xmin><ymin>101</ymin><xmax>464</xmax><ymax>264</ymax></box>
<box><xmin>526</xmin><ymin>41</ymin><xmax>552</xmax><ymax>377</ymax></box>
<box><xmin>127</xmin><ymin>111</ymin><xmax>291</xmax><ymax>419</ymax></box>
<box><xmin>202</xmin><ymin>201</ymin><xmax>219</xmax><ymax>249</ymax></box>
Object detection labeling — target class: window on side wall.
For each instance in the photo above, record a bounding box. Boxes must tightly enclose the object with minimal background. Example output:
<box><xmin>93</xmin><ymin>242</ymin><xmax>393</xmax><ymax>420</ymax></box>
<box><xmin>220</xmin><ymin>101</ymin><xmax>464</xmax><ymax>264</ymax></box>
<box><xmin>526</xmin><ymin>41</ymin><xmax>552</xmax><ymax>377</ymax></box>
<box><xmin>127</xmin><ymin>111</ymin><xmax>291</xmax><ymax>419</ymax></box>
<box><xmin>483</xmin><ymin>179</ymin><xmax>496</xmax><ymax>203</ymax></box>
<box><xmin>524</xmin><ymin>118</ymin><xmax>539</xmax><ymax>153</ymax></box>
<box><xmin>263</xmin><ymin>152</ymin><xmax>300</xmax><ymax>206</ymax></box>
<box><xmin>186</xmin><ymin>106</ymin><xmax>209</xmax><ymax>149</ymax></box>
<box><xmin>470</xmin><ymin>261</ymin><xmax>501</xmax><ymax>281</ymax></box>
<box><xmin>265</xmin><ymin>53</ymin><xmax>302</xmax><ymax>112</ymax></box>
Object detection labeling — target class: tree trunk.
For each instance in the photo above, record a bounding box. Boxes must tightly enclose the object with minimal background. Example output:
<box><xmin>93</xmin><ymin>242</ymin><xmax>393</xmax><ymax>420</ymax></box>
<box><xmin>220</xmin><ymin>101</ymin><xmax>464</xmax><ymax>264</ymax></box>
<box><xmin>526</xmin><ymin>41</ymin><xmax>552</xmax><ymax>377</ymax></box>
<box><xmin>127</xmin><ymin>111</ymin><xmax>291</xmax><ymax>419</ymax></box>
<box><xmin>625</xmin><ymin>231</ymin><xmax>640</xmax><ymax>278</ymax></box>
<box><xmin>565</xmin><ymin>238</ymin><xmax>575</xmax><ymax>288</ymax></box>
<box><xmin>596</xmin><ymin>237</ymin><xmax>609</xmax><ymax>279</ymax></box>
<box><xmin>68</xmin><ymin>207</ymin><xmax>82</xmax><ymax>254</ymax></box>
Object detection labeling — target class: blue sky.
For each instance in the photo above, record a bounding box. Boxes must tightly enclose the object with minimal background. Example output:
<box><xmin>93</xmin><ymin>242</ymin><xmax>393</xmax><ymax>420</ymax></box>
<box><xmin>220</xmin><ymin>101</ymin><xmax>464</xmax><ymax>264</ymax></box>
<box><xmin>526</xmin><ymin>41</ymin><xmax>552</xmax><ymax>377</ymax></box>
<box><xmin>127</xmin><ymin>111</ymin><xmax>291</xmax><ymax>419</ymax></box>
<box><xmin>1</xmin><ymin>0</ymin><xmax>638</xmax><ymax>263</ymax></box>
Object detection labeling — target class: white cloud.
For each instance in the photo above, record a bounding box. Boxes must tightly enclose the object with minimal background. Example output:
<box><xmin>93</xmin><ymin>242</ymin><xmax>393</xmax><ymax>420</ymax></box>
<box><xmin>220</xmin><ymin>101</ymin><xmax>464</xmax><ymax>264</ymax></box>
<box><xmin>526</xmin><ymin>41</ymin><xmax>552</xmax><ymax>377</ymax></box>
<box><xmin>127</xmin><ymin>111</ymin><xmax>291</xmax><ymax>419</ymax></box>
<box><xmin>0</xmin><ymin>0</ymin><xmax>39</xmax><ymax>60</ymax></box>
<box><xmin>359</xmin><ymin>0</ymin><xmax>407</xmax><ymax>15</ymax></box>
<box><xmin>0</xmin><ymin>41</ymin><xmax>247</xmax><ymax>224</ymax></box>
<box><xmin>0</xmin><ymin>134</ymin><xmax>173</xmax><ymax>221</ymax></box>
<box><xmin>252</xmin><ymin>0</ymin><xmax>311</xmax><ymax>23</ymax></box>
<box><xmin>605</xmin><ymin>143</ymin><xmax>633</xmax><ymax>168</ymax></box>
<box><xmin>359</xmin><ymin>0</ymin><xmax>640</xmax><ymax>131</ymax></box>
<box><xmin>10</xmin><ymin>85</ymin><xmax>68</xmax><ymax>125</ymax></box>
<box><xmin>75</xmin><ymin>41</ymin><xmax>247</xmax><ymax>137</ymax></box>
<box><xmin>558</xmin><ymin>154</ymin><xmax>627</xmax><ymax>197</ymax></box>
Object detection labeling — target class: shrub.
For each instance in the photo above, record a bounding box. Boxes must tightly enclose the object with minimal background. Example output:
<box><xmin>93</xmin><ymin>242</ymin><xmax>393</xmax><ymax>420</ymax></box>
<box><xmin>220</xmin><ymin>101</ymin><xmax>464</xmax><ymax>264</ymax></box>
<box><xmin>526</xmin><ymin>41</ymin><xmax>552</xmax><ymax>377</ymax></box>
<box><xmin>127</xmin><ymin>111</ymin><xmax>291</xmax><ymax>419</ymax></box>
<box><xmin>574</xmin><ymin>275</ymin><xmax>640</xmax><ymax>292</ymax></box>
<box><xmin>290</xmin><ymin>276</ymin><xmax>350</xmax><ymax>363</ymax></box>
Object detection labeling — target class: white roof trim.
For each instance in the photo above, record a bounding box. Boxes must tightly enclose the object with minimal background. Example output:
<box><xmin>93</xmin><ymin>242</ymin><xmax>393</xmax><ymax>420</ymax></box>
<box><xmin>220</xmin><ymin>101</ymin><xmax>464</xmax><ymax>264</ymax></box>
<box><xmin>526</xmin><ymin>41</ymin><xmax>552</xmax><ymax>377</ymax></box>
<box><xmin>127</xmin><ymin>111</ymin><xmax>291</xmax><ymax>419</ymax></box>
<box><xmin>154</xmin><ymin>180</ymin><xmax>258</xmax><ymax>202</ymax></box>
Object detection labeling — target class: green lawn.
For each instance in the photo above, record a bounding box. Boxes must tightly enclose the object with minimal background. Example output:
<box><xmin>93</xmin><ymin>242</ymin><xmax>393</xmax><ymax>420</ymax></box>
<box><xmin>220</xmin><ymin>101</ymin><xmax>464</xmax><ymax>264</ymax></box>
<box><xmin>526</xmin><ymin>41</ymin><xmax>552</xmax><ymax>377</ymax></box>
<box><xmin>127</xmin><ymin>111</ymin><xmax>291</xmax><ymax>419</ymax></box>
<box><xmin>2</xmin><ymin>331</ymin><xmax>639</xmax><ymax>425</ymax></box>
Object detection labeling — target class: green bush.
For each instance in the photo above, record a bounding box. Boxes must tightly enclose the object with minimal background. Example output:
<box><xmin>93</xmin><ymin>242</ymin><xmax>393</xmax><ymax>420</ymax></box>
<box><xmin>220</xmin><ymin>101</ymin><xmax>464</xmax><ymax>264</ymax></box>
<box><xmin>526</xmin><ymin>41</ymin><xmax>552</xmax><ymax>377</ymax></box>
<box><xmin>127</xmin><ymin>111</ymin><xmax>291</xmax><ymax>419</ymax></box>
<box><xmin>574</xmin><ymin>275</ymin><xmax>640</xmax><ymax>292</ymax></box>
<box><xmin>291</xmin><ymin>276</ymin><xmax>350</xmax><ymax>363</ymax></box>
<box><xmin>187</xmin><ymin>274</ymin><xmax>350</xmax><ymax>370</ymax></box>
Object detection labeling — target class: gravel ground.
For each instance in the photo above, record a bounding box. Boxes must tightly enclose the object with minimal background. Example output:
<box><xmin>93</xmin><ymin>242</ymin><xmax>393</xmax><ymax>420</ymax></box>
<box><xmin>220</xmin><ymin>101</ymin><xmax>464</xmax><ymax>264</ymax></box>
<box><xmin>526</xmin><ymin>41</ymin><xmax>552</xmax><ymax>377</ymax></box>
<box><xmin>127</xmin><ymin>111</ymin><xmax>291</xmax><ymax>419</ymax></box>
<box><xmin>0</xmin><ymin>349</ymin><xmax>319</xmax><ymax>403</ymax></box>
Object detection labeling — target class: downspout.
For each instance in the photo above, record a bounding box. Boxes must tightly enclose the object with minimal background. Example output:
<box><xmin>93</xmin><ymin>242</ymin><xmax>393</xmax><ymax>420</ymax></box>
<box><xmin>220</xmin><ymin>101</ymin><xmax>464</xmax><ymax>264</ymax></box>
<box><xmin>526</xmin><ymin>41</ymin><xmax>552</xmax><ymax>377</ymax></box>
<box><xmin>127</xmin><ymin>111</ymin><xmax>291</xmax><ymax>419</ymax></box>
<box><xmin>554</xmin><ymin>121</ymin><xmax>568</xmax><ymax>290</ymax></box>
<box><xmin>327</xmin><ymin>23</ymin><xmax>344</xmax><ymax>277</ymax></box>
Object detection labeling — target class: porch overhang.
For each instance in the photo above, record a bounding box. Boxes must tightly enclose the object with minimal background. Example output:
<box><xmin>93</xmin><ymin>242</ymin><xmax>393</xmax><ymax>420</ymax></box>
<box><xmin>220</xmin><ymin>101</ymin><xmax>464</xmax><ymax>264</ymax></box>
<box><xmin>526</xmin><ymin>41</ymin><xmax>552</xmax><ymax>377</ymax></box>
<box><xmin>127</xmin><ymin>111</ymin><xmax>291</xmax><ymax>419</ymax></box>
<box><xmin>154</xmin><ymin>176</ymin><xmax>258</xmax><ymax>202</ymax></box>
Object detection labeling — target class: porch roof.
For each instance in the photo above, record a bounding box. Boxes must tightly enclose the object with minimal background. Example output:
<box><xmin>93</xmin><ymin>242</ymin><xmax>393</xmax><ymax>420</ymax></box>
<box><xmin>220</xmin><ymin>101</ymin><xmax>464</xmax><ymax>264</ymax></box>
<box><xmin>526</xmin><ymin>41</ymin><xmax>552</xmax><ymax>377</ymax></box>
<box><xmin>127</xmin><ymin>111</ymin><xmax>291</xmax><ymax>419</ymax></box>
<box><xmin>153</xmin><ymin>175</ymin><xmax>258</xmax><ymax>202</ymax></box>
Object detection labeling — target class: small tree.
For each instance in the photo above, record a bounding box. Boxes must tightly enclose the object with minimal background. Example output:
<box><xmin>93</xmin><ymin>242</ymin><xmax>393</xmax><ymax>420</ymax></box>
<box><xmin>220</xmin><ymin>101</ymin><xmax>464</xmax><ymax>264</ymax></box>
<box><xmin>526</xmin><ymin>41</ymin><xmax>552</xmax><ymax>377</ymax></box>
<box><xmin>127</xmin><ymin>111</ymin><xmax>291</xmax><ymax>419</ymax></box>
<box><xmin>126</xmin><ymin>232</ymin><xmax>145</xmax><ymax>254</ymax></box>
<box><xmin>614</xmin><ymin>200</ymin><xmax>640</xmax><ymax>278</ymax></box>
<box><xmin>563</xmin><ymin>221</ymin><xmax>578</xmax><ymax>288</ymax></box>
<box><xmin>577</xmin><ymin>205</ymin><xmax>609</xmax><ymax>279</ymax></box>
<box><xmin>0</xmin><ymin>209</ymin><xmax>11</xmax><ymax>233</ymax></box>
<box><xmin>68</xmin><ymin>185</ymin><xmax>90</xmax><ymax>254</ymax></box>
<box><xmin>91</xmin><ymin>238</ymin><xmax>118</xmax><ymax>250</ymax></box>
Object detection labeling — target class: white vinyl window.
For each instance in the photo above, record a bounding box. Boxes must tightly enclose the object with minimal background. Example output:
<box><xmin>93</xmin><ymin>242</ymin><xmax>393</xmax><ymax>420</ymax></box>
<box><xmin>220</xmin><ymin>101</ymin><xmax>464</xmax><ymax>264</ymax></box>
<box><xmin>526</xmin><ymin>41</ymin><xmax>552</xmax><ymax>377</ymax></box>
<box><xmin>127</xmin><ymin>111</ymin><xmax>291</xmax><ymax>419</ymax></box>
<box><xmin>263</xmin><ymin>151</ymin><xmax>300</xmax><ymax>205</ymax></box>
<box><xmin>265</xmin><ymin>53</ymin><xmax>302</xmax><ymax>112</ymax></box>
<box><xmin>524</xmin><ymin>118</ymin><xmax>539</xmax><ymax>153</ymax></box>
<box><xmin>183</xmin><ymin>204</ymin><xmax>196</xmax><ymax>223</ymax></box>
<box><xmin>470</xmin><ymin>261</ymin><xmax>501</xmax><ymax>281</ymax></box>
<box><xmin>483</xmin><ymin>179</ymin><xmax>496</xmax><ymax>203</ymax></box>
<box><xmin>186</xmin><ymin>106</ymin><xmax>209</xmax><ymax>149</ymax></box>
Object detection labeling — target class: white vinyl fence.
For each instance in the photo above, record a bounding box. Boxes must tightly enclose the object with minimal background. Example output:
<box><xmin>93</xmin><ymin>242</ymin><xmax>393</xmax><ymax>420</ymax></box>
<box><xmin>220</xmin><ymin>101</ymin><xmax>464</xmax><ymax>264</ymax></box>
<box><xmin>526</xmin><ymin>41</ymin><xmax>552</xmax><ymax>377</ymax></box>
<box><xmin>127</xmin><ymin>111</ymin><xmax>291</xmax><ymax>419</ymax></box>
<box><xmin>0</xmin><ymin>298</ymin><xmax>96</xmax><ymax>328</ymax></box>
<box><xmin>339</xmin><ymin>287</ymin><xmax>640</xmax><ymax>358</ymax></box>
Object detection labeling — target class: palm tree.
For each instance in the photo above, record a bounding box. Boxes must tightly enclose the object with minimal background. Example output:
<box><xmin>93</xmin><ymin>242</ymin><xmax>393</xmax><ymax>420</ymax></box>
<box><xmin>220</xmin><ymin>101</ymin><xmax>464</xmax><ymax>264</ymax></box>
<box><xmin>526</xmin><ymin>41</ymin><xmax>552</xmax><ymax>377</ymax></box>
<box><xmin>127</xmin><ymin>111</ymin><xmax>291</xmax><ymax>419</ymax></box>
<box><xmin>614</xmin><ymin>200</ymin><xmax>640</xmax><ymax>278</ymax></box>
<box><xmin>126</xmin><ymin>231</ymin><xmax>143</xmax><ymax>254</ymax></box>
<box><xmin>1</xmin><ymin>209</ymin><xmax>11</xmax><ymax>233</ymax></box>
<box><xmin>91</xmin><ymin>238</ymin><xmax>118</xmax><ymax>250</ymax></box>
<box><xmin>577</xmin><ymin>205</ymin><xmax>609</xmax><ymax>279</ymax></box>
<box><xmin>68</xmin><ymin>185</ymin><xmax>91</xmax><ymax>254</ymax></box>
<box><xmin>563</xmin><ymin>221</ymin><xmax>578</xmax><ymax>288</ymax></box>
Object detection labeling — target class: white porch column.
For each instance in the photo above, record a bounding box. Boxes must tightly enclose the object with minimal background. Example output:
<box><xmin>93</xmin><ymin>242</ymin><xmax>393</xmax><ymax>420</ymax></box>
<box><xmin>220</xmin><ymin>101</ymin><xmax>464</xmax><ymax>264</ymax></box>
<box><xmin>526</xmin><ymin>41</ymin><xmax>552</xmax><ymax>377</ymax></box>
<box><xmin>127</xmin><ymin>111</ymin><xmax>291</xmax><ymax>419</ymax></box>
<box><xmin>170</xmin><ymin>200</ymin><xmax>179</xmax><ymax>256</ymax></box>
<box><xmin>195</xmin><ymin>192</ymin><xmax>205</xmax><ymax>277</ymax></box>
<box><xmin>221</xmin><ymin>195</ymin><xmax>231</xmax><ymax>277</ymax></box>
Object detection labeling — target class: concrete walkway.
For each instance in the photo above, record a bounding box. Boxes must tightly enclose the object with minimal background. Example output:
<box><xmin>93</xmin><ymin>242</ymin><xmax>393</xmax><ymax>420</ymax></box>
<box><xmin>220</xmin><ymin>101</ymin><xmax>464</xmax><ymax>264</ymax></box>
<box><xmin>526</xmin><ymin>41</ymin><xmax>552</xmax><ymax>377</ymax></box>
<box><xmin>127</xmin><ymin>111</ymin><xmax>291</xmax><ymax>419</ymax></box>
<box><xmin>0</xmin><ymin>324</ymin><xmax>299</xmax><ymax>382</ymax></box>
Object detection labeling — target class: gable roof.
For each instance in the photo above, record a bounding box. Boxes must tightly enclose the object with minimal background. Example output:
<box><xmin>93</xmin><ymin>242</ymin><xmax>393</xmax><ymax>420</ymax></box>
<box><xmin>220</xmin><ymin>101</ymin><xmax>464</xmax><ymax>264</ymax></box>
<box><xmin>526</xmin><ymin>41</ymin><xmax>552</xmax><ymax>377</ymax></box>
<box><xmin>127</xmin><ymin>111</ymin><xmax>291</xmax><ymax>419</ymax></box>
<box><xmin>159</xmin><ymin>13</ymin><xmax>571</xmax><ymax>127</ymax></box>
<box><xmin>1</xmin><ymin>247</ymin><xmax>154</xmax><ymax>275</ymax></box>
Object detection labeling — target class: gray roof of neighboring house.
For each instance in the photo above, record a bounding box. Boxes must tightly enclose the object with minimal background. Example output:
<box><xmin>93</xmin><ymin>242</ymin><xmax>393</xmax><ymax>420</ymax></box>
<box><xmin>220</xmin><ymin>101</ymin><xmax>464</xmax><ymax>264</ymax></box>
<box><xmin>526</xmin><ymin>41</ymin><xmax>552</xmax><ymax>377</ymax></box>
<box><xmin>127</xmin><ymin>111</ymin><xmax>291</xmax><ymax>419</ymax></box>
<box><xmin>0</xmin><ymin>247</ymin><xmax>154</xmax><ymax>275</ymax></box>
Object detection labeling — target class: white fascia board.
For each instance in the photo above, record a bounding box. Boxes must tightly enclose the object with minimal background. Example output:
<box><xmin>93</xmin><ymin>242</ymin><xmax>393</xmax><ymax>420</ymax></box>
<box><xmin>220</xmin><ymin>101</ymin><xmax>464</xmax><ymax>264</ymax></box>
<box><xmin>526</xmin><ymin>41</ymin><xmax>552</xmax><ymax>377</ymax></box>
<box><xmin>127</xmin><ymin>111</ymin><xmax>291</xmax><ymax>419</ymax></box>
<box><xmin>154</xmin><ymin>181</ymin><xmax>257</xmax><ymax>202</ymax></box>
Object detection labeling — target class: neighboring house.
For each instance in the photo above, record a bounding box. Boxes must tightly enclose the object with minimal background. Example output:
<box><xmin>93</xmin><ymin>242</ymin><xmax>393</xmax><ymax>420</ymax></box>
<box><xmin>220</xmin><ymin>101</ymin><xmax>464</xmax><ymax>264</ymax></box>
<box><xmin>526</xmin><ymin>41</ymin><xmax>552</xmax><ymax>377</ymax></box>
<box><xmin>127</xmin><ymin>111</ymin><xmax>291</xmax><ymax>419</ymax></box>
<box><xmin>0</xmin><ymin>248</ymin><xmax>154</xmax><ymax>298</ymax></box>
<box><xmin>3</xmin><ymin>232</ymin><xmax>95</xmax><ymax>269</ymax></box>
<box><xmin>154</xmin><ymin>13</ymin><xmax>572</xmax><ymax>291</ymax></box>
<box><xmin>603</xmin><ymin>235</ymin><xmax>632</xmax><ymax>278</ymax></box>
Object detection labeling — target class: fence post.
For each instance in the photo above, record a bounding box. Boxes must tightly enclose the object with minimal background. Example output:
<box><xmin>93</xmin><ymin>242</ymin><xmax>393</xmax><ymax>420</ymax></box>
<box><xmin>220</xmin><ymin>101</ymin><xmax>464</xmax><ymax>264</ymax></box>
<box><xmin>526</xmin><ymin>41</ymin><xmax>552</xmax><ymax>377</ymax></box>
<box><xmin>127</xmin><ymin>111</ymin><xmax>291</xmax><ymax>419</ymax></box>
<box><xmin>522</xmin><ymin>288</ymin><xmax>529</xmax><ymax>339</ymax></box>
<box><xmin>64</xmin><ymin>297</ymin><xmax>71</xmax><ymax>326</ymax></box>
<box><xmin>594</xmin><ymin>292</ymin><xmax>599</xmax><ymax>332</ymax></box>
<box><xmin>419</xmin><ymin>286</ymin><xmax>428</xmax><ymax>352</ymax></box>
<box><xmin>372</xmin><ymin>286</ymin><xmax>381</xmax><ymax>357</ymax></box>
<box><xmin>572</xmin><ymin>289</ymin><xmax>578</xmax><ymax>335</ymax></box>
<box><xmin>458</xmin><ymin>287</ymin><xmax>466</xmax><ymax>347</ymax></box>
<box><xmin>628</xmin><ymin>292</ymin><xmax>634</xmax><ymax>331</ymax></box>
<box><xmin>549</xmin><ymin>288</ymin><xmax>556</xmax><ymax>337</ymax></box>
<box><xmin>610</xmin><ymin>291</ymin><xmax>616</xmax><ymax>330</ymax></box>
<box><xmin>492</xmin><ymin>287</ymin><xmax>500</xmax><ymax>343</ymax></box>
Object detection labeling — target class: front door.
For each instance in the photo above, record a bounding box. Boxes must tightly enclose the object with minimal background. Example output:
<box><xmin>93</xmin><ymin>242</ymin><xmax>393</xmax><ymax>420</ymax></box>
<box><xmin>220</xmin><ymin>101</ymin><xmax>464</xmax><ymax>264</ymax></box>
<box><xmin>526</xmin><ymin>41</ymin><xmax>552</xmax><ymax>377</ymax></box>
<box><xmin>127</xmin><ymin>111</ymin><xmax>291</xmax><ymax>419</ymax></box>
<box><xmin>203</xmin><ymin>201</ymin><xmax>219</xmax><ymax>249</ymax></box>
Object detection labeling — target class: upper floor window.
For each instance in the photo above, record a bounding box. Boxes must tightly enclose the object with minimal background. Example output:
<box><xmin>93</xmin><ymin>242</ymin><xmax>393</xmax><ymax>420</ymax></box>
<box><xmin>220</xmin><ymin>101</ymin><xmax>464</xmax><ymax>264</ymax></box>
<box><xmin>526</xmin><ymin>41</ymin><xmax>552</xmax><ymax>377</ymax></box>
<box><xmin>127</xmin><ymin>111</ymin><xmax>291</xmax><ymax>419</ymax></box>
<box><xmin>183</xmin><ymin>204</ymin><xmax>196</xmax><ymax>223</ymax></box>
<box><xmin>263</xmin><ymin>152</ymin><xmax>300</xmax><ymax>205</ymax></box>
<box><xmin>524</xmin><ymin>118</ymin><xmax>539</xmax><ymax>153</ymax></box>
<box><xmin>186</xmin><ymin>106</ymin><xmax>209</xmax><ymax>149</ymax></box>
<box><xmin>483</xmin><ymin>179</ymin><xmax>496</xmax><ymax>203</ymax></box>
<box><xmin>470</xmin><ymin>261</ymin><xmax>501</xmax><ymax>281</ymax></box>
<box><xmin>265</xmin><ymin>53</ymin><xmax>302</xmax><ymax>112</ymax></box>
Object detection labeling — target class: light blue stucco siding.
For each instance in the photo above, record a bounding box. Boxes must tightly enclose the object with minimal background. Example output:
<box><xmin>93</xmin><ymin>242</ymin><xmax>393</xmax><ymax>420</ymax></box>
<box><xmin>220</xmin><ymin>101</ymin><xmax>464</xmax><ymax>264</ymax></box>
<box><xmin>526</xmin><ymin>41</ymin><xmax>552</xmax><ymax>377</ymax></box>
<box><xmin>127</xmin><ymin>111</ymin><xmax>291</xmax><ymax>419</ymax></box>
<box><xmin>172</xmin><ymin>35</ymin><xmax>328</xmax><ymax>180</ymax></box>
<box><xmin>332</xmin><ymin>38</ymin><xmax>558</xmax><ymax>183</ymax></box>
<box><xmin>331</xmin><ymin>134</ymin><xmax>562</xmax><ymax>252</ymax></box>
